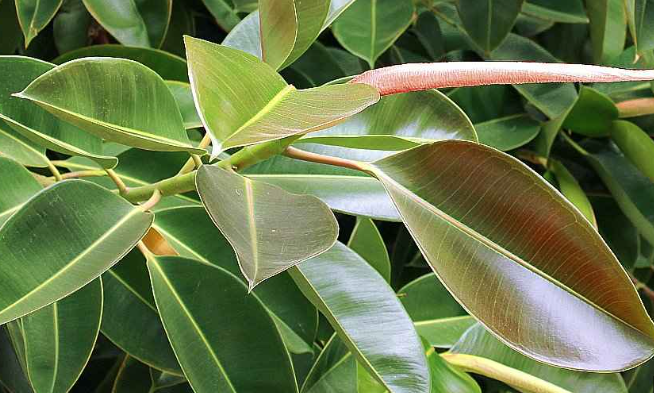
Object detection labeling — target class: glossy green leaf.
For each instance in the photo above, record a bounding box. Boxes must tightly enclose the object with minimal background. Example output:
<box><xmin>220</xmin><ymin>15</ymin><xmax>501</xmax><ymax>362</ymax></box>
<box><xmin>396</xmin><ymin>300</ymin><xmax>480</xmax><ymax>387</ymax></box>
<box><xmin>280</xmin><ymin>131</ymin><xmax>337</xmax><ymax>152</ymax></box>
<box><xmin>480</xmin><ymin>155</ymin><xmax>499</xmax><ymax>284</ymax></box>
<box><xmin>451</xmin><ymin>324</ymin><xmax>628</xmax><ymax>393</ymax></box>
<box><xmin>0</xmin><ymin>157</ymin><xmax>42</xmax><ymax>227</ymax></box>
<box><xmin>587</xmin><ymin>0</ymin><xmax>627</xmax><ymax>64</ymax></box>
<box><xmin>201</xmin><ymin>0</ymin><xmax>240</xmax><ymax>31</ymax></box>
<box><xmin>324</xmin><ymin>0</ymin><xmax>357</xmax><ymax>28</ymax></box>
<box><xmin>475</xmin><ymin>114</ymin><xmax>540</xmax><ymax>151</ymax></box>
<box><xmin>332</xmin><ymin>0</ymin><xmax>415</xmax><ymax>67</ymax></box>
<box><xmin>101</xmin><ymin>250</ymin><xmax>182</xmax><ymax>375</ymax></box>
<box><xmin>368</xmin><ymin>141</ymin><xmax>654</xmax><ymax>371</ymax></box>
<box><xmin>151</xmin><ymin>206</ymin><xmax>319</xmax><ymax>353</ymax></box>
<box><xmin>299</xmin><ymin>90</ymin><xmax>477</xmax><ymax>159</ymax></box>
<box><xmin>522</xmin><ymin>0</ymin><xmax>589</xmax><ymax>23</ymax></box>
<box><xmin>185</xmin><ymin>37</ymin><xmax>379</xmax><ymax>154</ymax></box>
<box><xmin>260</xmin><ymin>0</ymin><xmax>330</xmax><ymax>70</ymax></box>
<box><xmin>111</xmin><ymin>356</ymin><xmax>191</xmax><ymax>393</ymax></box>
<box><xmin>0</xmin><ymin>180</ymin><xmax>153</xmax><ymax>325</ymax></box>
<box><xmin>399</xmin><ymin>273</ymin><xmax>473</xmax><ymax>348</ymax></box>
<box><xmin>16</xmin><ymin>58</ymin><xmax>203</xmax><ymax>153</ymax></box>
<box><xmin>301</xmin><ymin>334</ymin><xmax>352</xmax><ymax>393</ymax></box>
<box><xmin>576</xmin><ymin>140</ymin><xmax>654</xmax><ymax>248</ymax></box>
<box><xmin>21</xmin><ymin>279</ymin><xmax>102</xmax><ymax>393</ymax></box>
<box><xmin>82</xmin><ymin>0</ymin><xmax>172</xmax><ymax>47</ymax></box>
<box><xmin>591</xmin><ymin>195</ymin><xmax>640</xmax><ymax>270</ymax></box>
<box><xmin>0</xmin><ymin>121</ymin><xmax>48</xmax><ymax>168</ymax></box>
<box><xmin>290</xmin><ymin>242</ymin><xmax>430</xmax><ymax>393</ymax></box>
<box><xmin>159</xmin><ymin>0</ymin><xmax>195</xmax><ymax>57</ymax></box>
<box><xmin>348</xmin><ymin>218</ymin><xmax>391</xmax><ymax>282</ymax></box>
<box><xmin>549</xmin><ymin>159</ymin><xmax>597</xmax><ymax>228</ymax></box>
<box><xmin>222</xmin><ymin>11</ymin><xmax>262</xmax><ymax>59</ymax></box>
<box><xmin>53</xmin><ymin>45</ymin><xmax>188</xmax><ymax>81</ymax></box>
<box><xmin>422</xmin><ymin>339</ymin><xmax>480</xmax><ymax>393</ymax></box>
<box><xmin>456</xmin><ymin>0</ymin><xmax>523</xmax><ymax>53</ymax></box>
<box><xmin>0</xmin><ymin>56</ymin><xmax>117</xmax><ymax>168</ymax></box>
<box><xmin>15</xmin><ymin>0</ymin><xmax>63</xmax><ymax>46</ymax></box>
<box><xmin>52</xmin><ymin>0</ymin><xmax>92</xmax><ymax>55</ymax></box>
<box><xmin>148</xmin><ymin>256</ymin><xmax>298</xmax><ymax>393</ymax></box>
<box><xmin>490</xmin><ymin>34</ymin><xmax>578</xmax><ymax>119</ymax></box>
<box><xmin>196</xmin><ymin>165</ymin><xmax>338</xmax><ymax>289</ymax></box>
<box><xmin>165</xmin><ymin>81</ymin><xmax>202</xmax><ymax>130</ymax></box>
<box><xmin>563</xmin><ymin>86</ymin><xmax>618</xmax><ymax>137</ymax></box>
<box><xmin>611</xmin><ymin>120</ymin><xmax>654</xmax><ymax>182</ymax></box>
<box><xmin>625</xmin><ymin>0</ymin><xmax>654</xmax><ymax>54</ymax></box>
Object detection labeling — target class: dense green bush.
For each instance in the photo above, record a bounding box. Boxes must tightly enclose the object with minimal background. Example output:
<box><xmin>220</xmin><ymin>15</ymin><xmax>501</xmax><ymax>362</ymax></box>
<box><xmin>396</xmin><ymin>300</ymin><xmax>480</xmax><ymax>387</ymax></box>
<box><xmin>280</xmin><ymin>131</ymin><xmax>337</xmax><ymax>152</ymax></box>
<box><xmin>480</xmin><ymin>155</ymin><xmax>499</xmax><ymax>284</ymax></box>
<box><xmin>2</xmin><ymin>0</ymin><xmax>654</xmax><ymax>392</ymax></box>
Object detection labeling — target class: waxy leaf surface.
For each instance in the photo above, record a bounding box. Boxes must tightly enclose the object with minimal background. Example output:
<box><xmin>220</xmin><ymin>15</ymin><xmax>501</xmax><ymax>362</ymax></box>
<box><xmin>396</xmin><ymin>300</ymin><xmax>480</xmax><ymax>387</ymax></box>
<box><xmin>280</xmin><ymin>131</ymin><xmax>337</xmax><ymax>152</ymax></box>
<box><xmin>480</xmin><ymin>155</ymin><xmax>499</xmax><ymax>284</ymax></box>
<box><xmin>0</xmin><ymin>121</ymin><xmax>48</xmax><ymax>168</ymax></box>
<box><xmin>17</xmin><ymin>58</ymin><xmax>203</xmax><ymax>153</ymax></box>
<box><xmin>148</xmin><ymin>256</ymin><xmax>298</xmax><ymax>393</ymax></box>
<box><xmin>15</xmin><ymin>0</ymin><xmax>63</xmax><ymax>46</ymax></box>
<box><xmin>369</xmin><ymin>141</ymin><xmax>654</xmax><ymax>371</ymax></box>
<box><xmin>290</xmin><ymin>242</ymin><xmax>430</xmax><ymax>393</ymax></box>
<box><xmin>457</xmin><ymin>0</ymin><xmax>523</xmax><ymax>53</ymax></box>
<box><xmin>0</xmin><ymin>157</ymin><xmax>42</xmax><ymax>227</ymax></box>
<box><xmin>0</xmin><ymin>180</ymin><xmax>153</xmax><ymax>325</ymax></box>
<box><xmin>196</xmin><ymin>165</ymin><xmax>338</xmax><ymax>289</ymax></box>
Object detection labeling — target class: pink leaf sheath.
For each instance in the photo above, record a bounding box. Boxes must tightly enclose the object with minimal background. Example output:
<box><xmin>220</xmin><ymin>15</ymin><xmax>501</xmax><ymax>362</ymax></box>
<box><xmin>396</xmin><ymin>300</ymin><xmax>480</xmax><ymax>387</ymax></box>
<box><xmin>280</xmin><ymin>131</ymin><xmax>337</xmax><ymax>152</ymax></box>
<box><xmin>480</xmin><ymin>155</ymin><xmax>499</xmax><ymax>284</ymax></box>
<box><xmin>350</xmin><ymin>62</ymin><xmax>654</xmax><ymax>96</ymax></box>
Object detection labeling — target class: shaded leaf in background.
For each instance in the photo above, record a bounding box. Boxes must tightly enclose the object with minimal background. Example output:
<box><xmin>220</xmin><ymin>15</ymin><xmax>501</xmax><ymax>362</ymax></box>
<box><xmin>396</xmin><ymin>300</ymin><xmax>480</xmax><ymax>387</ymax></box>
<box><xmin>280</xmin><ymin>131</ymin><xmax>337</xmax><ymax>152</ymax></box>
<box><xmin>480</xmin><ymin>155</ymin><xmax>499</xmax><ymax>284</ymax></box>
<box><xmin>17</xmin><ymin>58</ymin><xmax>203</xmax><ymax>153</ymax></box>
<box><xmin>196</xmin><ymin>165</ymin><xmax>338</xmax><ymax>289</ymax></box>
<box><xmin>185</xmin><ymin>37</ymin><xmax>379</xmax><ymax>154</ymax></box>
<box><xmin>422</xmin><ymin>339</ymin><xmax>480</xmax><ymax>393</ymax></box>
<box><xmin>549</xmin><ymin>159</ymin><xmax>597</xmax><ymax>228</ymax></box>
<box><xmin>332</xmin><ymin>0</ymin><xmax>415</xmax><ymax>68</ymax></box>
<box><xmin>587</xmin><ymin>0</ymin><xmax>626</xmax><ymax>64</ymax></box>
<box><xmin>165</xmin><ymin>81</ymin><xmax>202</xmax><ymax>130</ymax></box>
<box><xmin>22</xmin><ymin>279</ymin><xmax>102</xmax><ymax>393</ymax></box>
<box><xmin>521</xmin><ymin>0</ymin><xmax>589</xmax><ymax>23</ymax></box>
<box><xmin>0</xmin><ymin>327</ymin><xmax>33</xmax><ymax>393</ymax></box>
<box><xmin>625</xmin><ymin>0</ymin><xmax>654</xmax><ymax>54</ymax></box>
<box><xmin>0</xmin><ymin>0</ymin><xmax>22</xmax><ymax>55</ymax></box>
<box><xmin>159</xmin><ymin>0</ymin><xmax>195</xmax><ymax>57</ymax></box>
<box><xmin>222</xmin><ymin>11</ymin><xmax>262</xmax><ymax>59</ymax></box>
<box><xmin>290</xmin><ymin>242</ymin><xmax>430</xmax><ymax>393</ymax></box>
<box><xmin>475</xmin><ymin>114</ymin><xmax>540</xmax><ymax>151</ymax></box>
<box><xmin>0</xmin><ymin>180</ymin><xmax>153</xmax><ymax>325</ymax></box>
<box><xmin>348</xmin><ymin>218</ymin><xmax>391</xmax><ymax>282</ymax></box>
<box><xmin>0</xmin><ymin>56</ymin><xmax>117</xmax><ymax>169</ymax></box>
<box><xmin>201</xmin><ymin>0</ymin><xmax>241</xmax><ymax>32</ymax></box>
<box><xmin>610</xmin><ymin>120</ymin><xmax>654</xmax><ymax>182</ymax></box>
<box><xmin>0</xmin><ymin>157</ymin><xmax>42</xmax><ymax>227</ymax></box>
<box><xmin>369</xmin><ymin>141</ymin><xmax>654</xmax><ymax>371</ymax></box>
<box><xmin>563</xmin><ymin>86</ymin><xmax>618</xmax><ymax>137</ymax></box>
<box><xmin>111</xmin><ymin>356</ymin><xmax>192</xmax><ymax>393</ymax></box>
<box><xmin>148</xmin><ymin>256</ymin><xmax>299</xmax><ymax>393</ymax></box>
<box><xmin>53</xmin><ymin>0</ymin><xmax>92</xmax><ymax>55</ymax></box>
<box><xmin>0</xmin><ymin>121</ymin><xmax>48</xmax><ymax>168</ymax></box>
<box><xmin>591</xmin><ymin>195</ymin><xmax>640</xmax><ymax>270</ymax></box>
<box><xmin>15</xmin><ymin>0</ymin><xmax>63</xmax><ymax>47</ymax></box>
<box><xmin>82</xmin><ymin>0</ymin><xmax>172</xmax><ymax>48</ymax></box>
<box><xmin>53</xmin><ymin>45</ymin><xmax>189</xmax><ymax>81</ymax></box>
<box><xmin>456</xmin><ymin>0</ymin><xmax>523</xmax><ymax>54</ymax></box>
<box><xmin>451</xmin><ymin>324</ymin><xmax>628</xmax><ymax>393</ymax></box>
<box><xmin>399</xmin><ymin>273</ymin><xmax>474</xmax><ymax>348</ymax></box>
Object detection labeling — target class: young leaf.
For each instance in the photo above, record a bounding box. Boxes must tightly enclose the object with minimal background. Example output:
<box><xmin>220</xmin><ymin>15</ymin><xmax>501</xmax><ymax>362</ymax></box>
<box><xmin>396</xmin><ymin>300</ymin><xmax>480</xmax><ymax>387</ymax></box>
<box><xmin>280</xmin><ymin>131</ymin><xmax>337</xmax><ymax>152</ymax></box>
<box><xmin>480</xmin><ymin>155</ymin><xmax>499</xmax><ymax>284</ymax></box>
<box><xmin>147</xmin><ymin>256</ymin><xmax>299</xmax><ymax>393</ymax></box>
<box><xmin>259</xmin><ymin>0</ymin><xmax>330</xmax><ymax>70</ymax></box>
<box><xmin>185</xmin><ymin>37</ymin><xmax>379</xmax><ymax>155</ymax></box>
<box><xmin>451</xmin><ymin>324</ymin><xmax>628</xmax><ymax>393</ymax></box>
<box><xmin>196</xmin><ymin>166</ymin><xmax>338</xmax><ymax>289</ymax></box>
<box><xmin>101</xmin><ymin>250</ymin><xmax>182</xmax><ymax>375</ymax></box>
<box><xmin>16</xmin><ymin>58</ymin><xmax>203</xmax><ymax>154</ymax></box>
<box><xmin>15</xmin><ymin>0</ymin><xmax>63</xmax><ymax>47</ymax></box>
<box><xmin>456</xmin><ymin>0</ymin><xmax>524</xmax><ymax>54</ymax></box>
<box><xmin>368</xmin><ymin>141</ymin><xmax>654</xmax><ymax>372</ymax></box>
<box><xmin>82</xmin><ymin>0</ymin><xmax>172</xmax><ymax>48</ymax></box>
<box><xmin>289</xmin><ymin>242</ymin><xmax>430</xmax><ymax>393</ymax></box>
<box><xmin>399</xmin><ymin>274</ymin><xmax>473</xmax><ymax>348</ymax></box>
<box><xmin>0</xmin><ymin>157</ymin><xmax>42</xmax><ymax>227</ymax></box>
<box><xmin>0</xmin><ymin>56</ymin><xmax>117</xmax><ymax>169</ymax></box>
<box><xmin>21</xmin><ymin>279</ymin><xmax>102</xmax><ymax>393</ymax></box>
<box><xmin>0</xmin><ymin>180</ymin><xmax>153</xmax><ymax>325</ymax></box>
<box><xmin>348</xmin><ymin>218</ymin><xmax>391</xmax><ymax>282</ymax></box>
<box><xmin>332</xmin><ymin>0</ymin><xmax>415</xmax><ymax>68</ymax></box>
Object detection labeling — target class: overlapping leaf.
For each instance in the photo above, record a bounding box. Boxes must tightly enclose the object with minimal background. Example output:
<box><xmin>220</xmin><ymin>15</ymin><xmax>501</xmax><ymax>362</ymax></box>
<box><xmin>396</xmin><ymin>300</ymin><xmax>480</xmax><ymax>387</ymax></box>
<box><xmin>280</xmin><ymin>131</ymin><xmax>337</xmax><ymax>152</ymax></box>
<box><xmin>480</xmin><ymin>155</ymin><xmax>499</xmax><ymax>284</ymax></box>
<box><xmin>0</xmin><ymin>157</ymin><xmax>42</xmax><ymax>227</ymax></box>
<box><xmin>587</xmin><ymin>0</ymin><xmax>627</xmax><ymax>64</ymax></box>
<box><xmin>0</xmin><ymin>180</ymin><xmax>153</xmax><ymax>325</ymax></box>
<box><xmin>457</xmin><ymin>0</ymin><xmax>524</xmax><ymax>53</ymax></box>
<box><xmin>196</xmin><ymin>165</ymin><xmax>338</xmax><ymax>289</ymax></box>
<box><xmin>185</xmin><ymin>37</ymin><xmax>379</xmax><ymax>155</ymax></box>
<box><xmin>475</xmin><ymin>114</ymin><xmax>540</xmax><ymax>151</ymax></box>
<box><xmin>368</xmin><ymin>141</ymin><xmax>654</xmax><ymax>371</ymax></box>
<box><xmin>0</xmin><ymin>121</ymin><xmax>48</xmax><ymax>168</ymax></box>
<box><xmin>15</xmin><ymin>0</ymin><xmax>63</xmax><ymax>46</ymax></box>
<box><xmin>16</xmin><ymin>58</ymin><xmax>203</xmax><ymax>153</ymax></box>
<box><xmin>610</xmin><ymin>120</ymin><xmax>654</xmax><ymax>182</ymax></box>
<box><xmin>348</xmin><ymin>218</ymin><xmax>391</xmax><ymax>282</ymax></box>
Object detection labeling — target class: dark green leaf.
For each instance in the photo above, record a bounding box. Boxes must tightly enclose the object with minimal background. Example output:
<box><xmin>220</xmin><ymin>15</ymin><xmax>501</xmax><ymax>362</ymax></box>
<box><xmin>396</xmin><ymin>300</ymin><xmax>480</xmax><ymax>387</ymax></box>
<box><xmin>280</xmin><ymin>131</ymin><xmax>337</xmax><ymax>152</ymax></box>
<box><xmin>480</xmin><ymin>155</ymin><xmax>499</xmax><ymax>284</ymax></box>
<box><xmin>456</xmin><ymin>0</ymin><xmax>523</xmax><ymax>53</ymax></box>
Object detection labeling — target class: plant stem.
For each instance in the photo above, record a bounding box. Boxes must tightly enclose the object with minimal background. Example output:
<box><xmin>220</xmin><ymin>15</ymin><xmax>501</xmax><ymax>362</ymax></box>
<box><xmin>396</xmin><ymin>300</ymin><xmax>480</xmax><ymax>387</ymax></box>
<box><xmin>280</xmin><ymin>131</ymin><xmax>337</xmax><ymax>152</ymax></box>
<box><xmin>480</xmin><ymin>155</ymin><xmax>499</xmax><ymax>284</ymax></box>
<box><xmin>105</xmin><ymin>168</ymin><xmax>129</xmax><ymax>194</ymax></box>
<box><xmin>283</xmin><ymin>146</ymin><xmax>370</xmax><ymax>172</ymax></box>
<box><xmin>178</xmin><ymin>133</ymin><xmax>213</xmax><ymax>175</ymax></box>
<box><xmin>46</xmin><ymin>160</ymin><xmax>63</xmax><ymax>181</ymax></box>
<box><xmin>139</xmin><ymin>189</ymin><xmax>161</xmax><ymax>211</ymax></box>
<box><xmin>616</xmin><ymin>98</ymin><xmax>654</xmax><ymax>118</ymax></box>
<box><xmin>60</xmin><ymin>170</ymin><xmax>107</xmax><ymax>180</ymax></box>
<box><xmin>441</xmin><ymin>353</ymin><xmax>571</xmax><ymax>393</ymax></box>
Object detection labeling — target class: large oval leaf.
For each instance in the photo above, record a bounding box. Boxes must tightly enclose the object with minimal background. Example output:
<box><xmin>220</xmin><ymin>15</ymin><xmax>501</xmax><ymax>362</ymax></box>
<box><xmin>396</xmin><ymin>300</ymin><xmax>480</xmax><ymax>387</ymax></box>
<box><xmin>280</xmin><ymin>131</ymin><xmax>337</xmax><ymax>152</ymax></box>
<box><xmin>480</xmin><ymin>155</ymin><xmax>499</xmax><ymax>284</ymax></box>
<box><xmin>152</xmin><ymin>206</ymin><xmax>318</xmax><ymax>353</ymax></box>
<box><xmin>185</xmin><ymin>37</ymin><xmax>379</xmax><ymax>154</ymax></box>
<box><xmin>0</xmin><ymin>157</ymin><xmax>42</xmax><ymax>227</ymax></box>
<box><xmin>16</xmin><ymin>58</ymin><xmax>203</xmax><ymax>153</ymax></box>
<box><xmin>332</xmin><ymin>0</ymin><xmax>415</xmax><ymax>67</ymax></box>
<box><xmin>0</xmin><ymin>180</ymin><xmax>153</xmax><ymax>325</ymax></box>
<box><xmin>0</xmin><ymin>121</ymin><xmax>48</xmax><ymax>168</ymax></box>
<box><xmin>0</xmin><ymin>56</ymin><xmax>117</xmax><ymax>168</ymax></box>
<box><xmin>15</xmin><ymin>0</ymin><xmax>63</xmax><ymax>46</ymax></box>
<box><xmin>368</xmin><ymin>141</ymin><xmax>654</xmax><ymax>371</ymax></box>
<box><xmin>289</xmin><ymin>242</ymin><xmax>430</xmax><ymax>393</ymax></box>
<box><xmin>101</xmin><ymin>250</ymin><xmax>182</xmax><ymax>375</ymax></box>
<box><xmin>196</xmin><ymin>165</ymin><xmax>338</xmax><ymax>289</ymax></box>
<box><xmin>147</xmin><ymin>256</ymin><xmax>298</xmax><ymax>393</ymax></box>
<box><xmin>451</xmin><ymin>324</ymin><xmax>628</xmax><ymax>393</ymax></box>
<box><xmin>22</xmin><ymin>279</ymin><xmax>102</xmax><ymax>393</ymax></box>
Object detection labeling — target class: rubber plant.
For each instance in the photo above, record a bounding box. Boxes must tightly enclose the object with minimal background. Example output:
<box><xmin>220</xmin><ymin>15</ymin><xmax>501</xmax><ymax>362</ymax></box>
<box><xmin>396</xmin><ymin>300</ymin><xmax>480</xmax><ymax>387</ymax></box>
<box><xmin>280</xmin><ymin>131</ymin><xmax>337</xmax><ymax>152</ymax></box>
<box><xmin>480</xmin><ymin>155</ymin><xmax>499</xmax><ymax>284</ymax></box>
<box><xmin>3</xmin><ymin>1</ymin><xmax>654</xmax><ymax>393</ymax></box>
